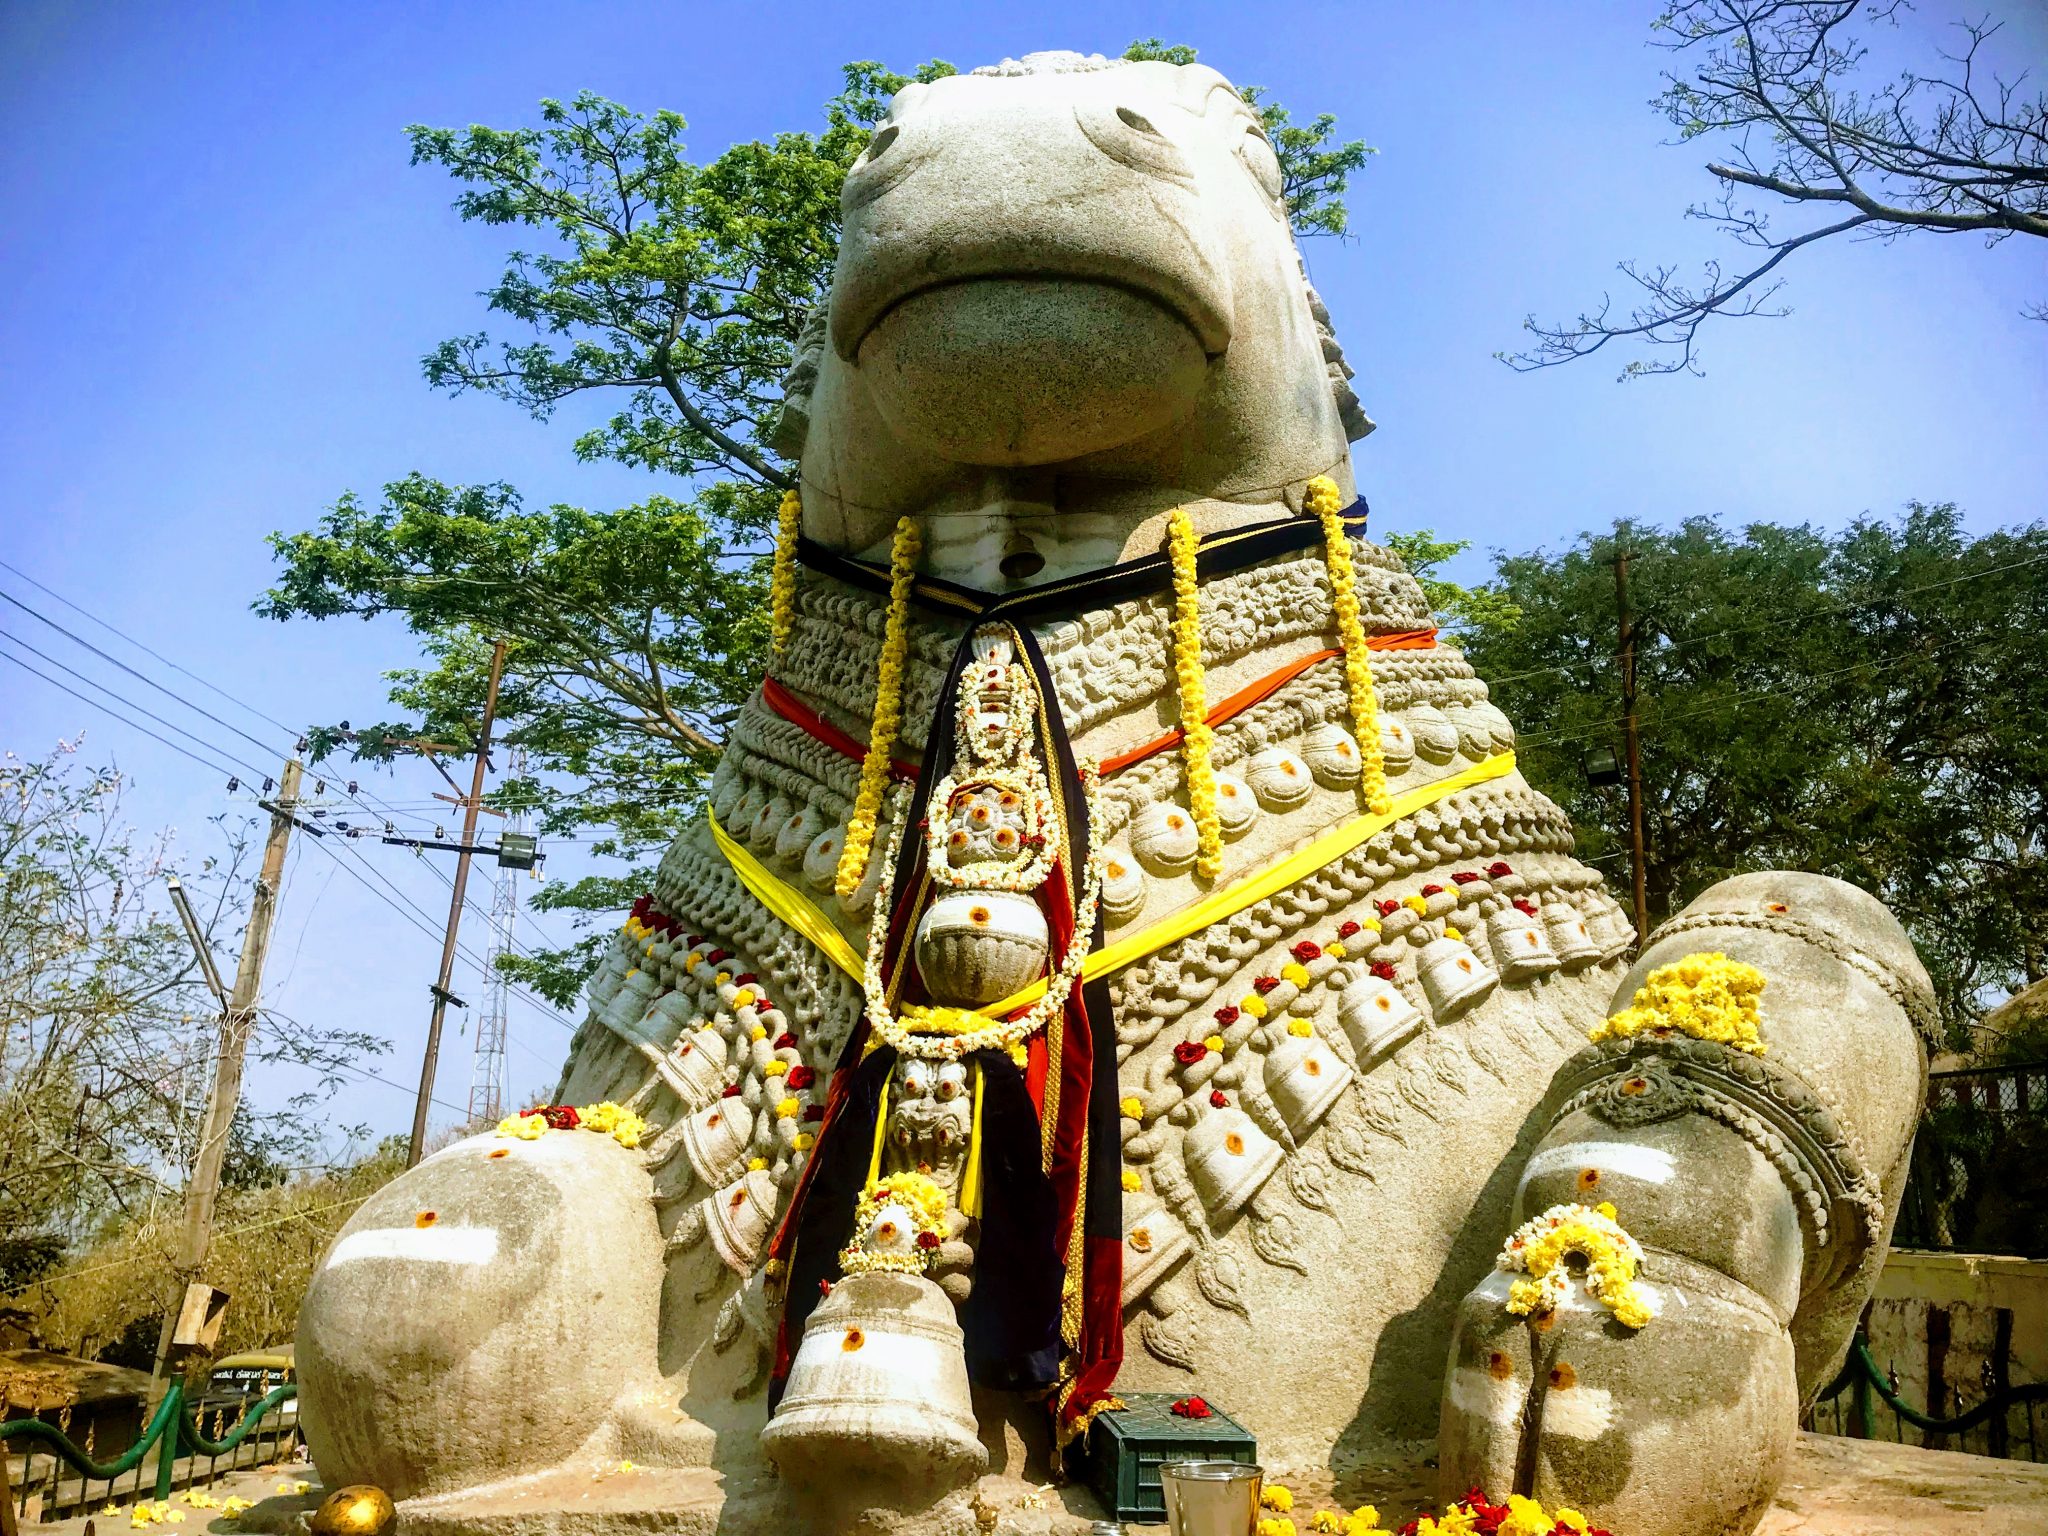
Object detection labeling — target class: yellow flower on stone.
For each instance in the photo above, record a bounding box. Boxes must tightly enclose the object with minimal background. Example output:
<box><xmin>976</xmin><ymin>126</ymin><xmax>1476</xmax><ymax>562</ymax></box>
<box><xmin>1592</xmin><ymin>951</ymin><xmax>1767</xmax><ymax>1056</ymax></box>
<box><xmin>1497</xmin><ymin>1496</ymin><xmax>1555</xmax><ymax>1536</ymax></box>
<box><xmin>1121</xmin><ymin>1168</ymin><xmax>1142</xmax><ymax>1192</ymax></box>
<box><xmin>1499</xmin><ymin>1201</ymin><xmax>1654</xmax><ymax>1329</ymax></box>
<box><xmin>1203</xmin><ymin>1034</ymin><xmax>1226</xmax><ymax>1052</ymax></box>
<box><xmin>836</xmin><ymin>515</ymin><xmax>921</xmax><ymax>899</ymax></box>
<box><xmin>1325</xmin><ymin>941</ymin><xmax>1347</xmax><ymax>959</ymax></box>
<box><xmin>1287</xmin><ymin>1018</ymin><xmax>1314</xmax><ymax>1038</ymax></box>
<box><xmin>1241</xmin><ymin>996</ymin><xmax>1269</xmax><ymax>1018</ymax></box>
<box><xmin>1401</xmin><ymin>895</ymin><xmax>1428</xmax><ymax>915</ymax></box>
<box><xmin>1281</xmin><ymin>961</ymin><xmax>1310</xmax><ymax>986</ymax></box>
<box><xmin>1120</xmin><ymin>1095</ymin><xmax>1145</xmax><ymax>1121</ymax></box>
<box><xmin>1306</xmin><ymin>474</ymin><xmax>1391</xmax><ymax>817</ymax></box>
<box><xmin>769</xmin><ymin>485</ymin><xmax>803</xmax><ymax>661</ymax></box>
<box><xmin>1261</xmin><ymin>1485</ymin><xmax>1294</xmax><ymax>1512</ymax></box>
<box><xmin>1257</xmin><ymin>1521</ymin><xmax>1296</xmax><ymax>1536</ymax></box>
<box><xmin>1167</xmin><ymin>505</ymin><xmax>1224</xmax><ymax>881</ymax></box>
<box><xmin>748</xmin><ymin>1157</ymin><xmax>768</xmax><ymax>1172</ymax></box>
<box><xmin>1443</xmin><ymin>924</ymin><xmax>1462</xmax><ymax>941</ymax></box>
<box><xmin>1310</xmin><ymin>1515</ymin><xmax>1345</xmax><ymax>1535</ymax></box>
<box><xmin>1341</xmin><ymin>1508</ymin><xmax>1383</xmax><ymax>1536</ymax></box>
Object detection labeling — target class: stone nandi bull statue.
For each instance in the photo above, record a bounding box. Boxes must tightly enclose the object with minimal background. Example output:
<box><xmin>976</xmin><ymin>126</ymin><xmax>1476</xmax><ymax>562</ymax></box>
<box><xmin>296</xmin><ymin>50</ymin><xmax>1931</xmax><ymax>1536</ymax></box>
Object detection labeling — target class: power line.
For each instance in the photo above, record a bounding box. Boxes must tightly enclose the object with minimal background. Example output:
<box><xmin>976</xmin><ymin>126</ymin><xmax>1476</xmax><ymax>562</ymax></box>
<box><xmin>0</xmin><ymin>649</ymin><xmax>246</xmax><ymax>781</ymax></box>
<box><xmin>0</xmin><ymin>629</ymin><xmax>274</xmax><ymax>781</ymax></box>
<box><xmin>0</xmin><ymin>555</ymin><xmax>304</xmax><ymax>742</ymax></box>
<box><xmin>0</xmin><ymin>587</ymin><xmax>293</xmax><ymax>762</ymax></box>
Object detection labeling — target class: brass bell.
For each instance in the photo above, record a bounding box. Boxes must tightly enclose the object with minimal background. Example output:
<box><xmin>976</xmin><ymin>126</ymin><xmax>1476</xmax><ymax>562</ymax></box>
<box><xmin>308</xmin><ymin>1485</ymin><xmax>397</xmax><ymax>1536</ymax></box>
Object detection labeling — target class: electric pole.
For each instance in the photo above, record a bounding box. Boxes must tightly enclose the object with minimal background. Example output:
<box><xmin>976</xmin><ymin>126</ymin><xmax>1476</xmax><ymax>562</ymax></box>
<box><xmin>1613</xmin><ymin>549</ymin><xmax>1651</xmax><ymax>943</ymax></box>
<box><xmin>408</xmin><ymin>638</ymin><xmax>507</xmax><ymax>1166</ymax></box>
<box><xmin>155</xmin><ymin>755</ymin><xmax>303</xmax><ymax>1380</ymax></box>
<box><xmin>468</xmin><ymin>747</ymin><xmax>526</xmax><ymax>1126</ymax></box>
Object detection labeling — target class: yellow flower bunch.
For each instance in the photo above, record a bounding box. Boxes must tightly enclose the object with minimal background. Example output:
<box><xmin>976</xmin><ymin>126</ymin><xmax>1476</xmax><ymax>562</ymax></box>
<box><xmin>1592</xmin><ymin>950</ymin><xmax>1767</xmax><ymax>1056</ymax></box>
<box><xmin>836</xmin><ymin>515</ymin><xmax>922</xmax><ymax>900</ymax></box>
<box><xmin>1500</xmin><ymin>1200</ymin><xmax>1654</xmax><ymax>1330</ymax></box>
<box><xmin>1305</xmin><ymin>475</ymin><xmax>1391</xmax><ymax>816</ymax></box>
<box><xmin>580</xmin><ymin>1101</ymin><xmax>647</xmax><ymax>1148</ymax></box>
<box><xmin>1167</xmin><ymin>506</ymin><xmax>1223</xmax><ymax>881</ymax></box>
<box><xmin>769</xmin><ymin>485</ymin><xmax>803</xmax><ymax>662</ymax></box>
<box><xmin>1286</xmin><ymin>1018</ymin><xmax>1315</xmax><ymax>1038</ymax></box>
<box><xmin>1261</xmin><ymin>1484</ymin><xmax>1295</xmax><ymax>1512</ymax></box>
<box><xmin>1203</xmin><ymin>1033</ymin><xmax>1226</xmax><ymax>1052</ymax></box>
<box><xmin>496</xmin><ymin>1111</ymin><xmax>548</xmax><ymax>1141</ymax></box>
<box><xmin>870</xmin><ymin>1170</ymin><xmax>950</xmax><ymax>1228</ymax></box>
<box><xmin>1120</xmin><ymin>1094</ymin><xmax>1145</xmax><ymax>1121</ymax></box>
<box><xmin>1258</xmin><ymin>1521</ymin><xmax>1296</xmax><ymax>1536</ymax></box>
<box><xmin>776</xmin><ymin>1096</ymin><xmax>801</xmax><ymax>1118</ymax></box>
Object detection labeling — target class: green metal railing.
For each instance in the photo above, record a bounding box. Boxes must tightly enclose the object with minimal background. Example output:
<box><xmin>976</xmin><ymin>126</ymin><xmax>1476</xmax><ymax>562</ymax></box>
<box><xmin>2</xmin><ymin>1378</ymin><xmax>297</xmax><ymax>1515</ymax></box>
<box><xmin>1812</xmin><ymin>1330</ymin><xmax>2048</xmax><ymax>1460</ymax></box>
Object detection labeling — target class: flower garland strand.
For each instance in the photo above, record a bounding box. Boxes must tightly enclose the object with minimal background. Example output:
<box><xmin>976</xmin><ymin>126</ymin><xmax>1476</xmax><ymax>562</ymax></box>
<box><xmin>1166</xmin><ymin>506</ymin><xmax>1223</xmax><ymax>880</ymax></box>
<box><xmin>1305</xmin><ymin>475</ymin><xmax>1391</xmax><ymax>817</ymax></box>
<box><xmin>769</xmin><ymin>485</ymin><xmax>803</xmax><ymax>662</ymax></box>
<box><xmin>1591</xmin><ymin>950</ymin><xmax>1767</xmax><ymax>1055</ymax></box>
<box><xmin>1497</xmin><ymin>1200</ymin><xmax>1654</xmax><ymax>1330</ymax></box>
<box><xmin>835</xmin><ymin>515</ymin><xmax>922</xmax><ymax>900</ymax></box>
<box><xmin>495</xmin><ymin>1101</ymin><xmax>647</xmax><ymax>1149</ymax></box>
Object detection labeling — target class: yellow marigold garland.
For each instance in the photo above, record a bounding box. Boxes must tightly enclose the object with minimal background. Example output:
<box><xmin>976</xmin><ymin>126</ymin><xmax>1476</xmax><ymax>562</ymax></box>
<box><xmin>769</xmin><ymin>485</ymin><xmax>803</xmax><ymax>661</ymax></box>
<box><xmin>1166</xmin><ymin>506</ymin><xmax>1223</xmax><ymax>881</ymax></box>
<box><xmin>1499</xmin><ymin>1200</ymin><xmax>1653</xmax><ymax>1330</ymax></box>
<box><xmin>1591</xmin><ymin>950</ymin><xmax>1767</xmax><ymax>1056</ymax></box>
<box><xmin>1305</xmin><ymin>475</ymin><xmax>1391</xmax><ymax>817</ymax></box>
<box><xmin>835</xmin><ymin>515</ymin><xmax>922</xmax><ymax>900</ymax></box>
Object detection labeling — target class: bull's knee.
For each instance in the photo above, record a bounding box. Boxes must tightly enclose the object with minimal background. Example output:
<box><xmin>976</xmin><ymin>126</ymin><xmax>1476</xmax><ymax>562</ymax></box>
<box><xmin>1440</xmin><ymin>872</ymin><xmax>1932</xmax><ymax>1535</ymax></box>
<box><xmin>296</xmin><ymin>1127</ymin><xmax>663</xmax><ymax>1499</ymax></box>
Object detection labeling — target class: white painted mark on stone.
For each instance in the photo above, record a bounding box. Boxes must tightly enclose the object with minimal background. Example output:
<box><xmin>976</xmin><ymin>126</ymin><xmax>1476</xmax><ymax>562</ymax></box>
<box><xmin>1520</xmin><ymin>1141</ymin><xmax>1678</xmax><ymax>1189</ymax></box>
<box><xmin>1540</xmin><ymin>1383</ymin><xmax>1617</xmax><ymax>1440</ymax></box>
<box><xmin>1446</xmin><ymin>1366</ymin><xmax>1521</xmax><ymax>1426</ymax></box>
<box><xmin>325</xmin><ymin>1225</ymin><xmax>500</xmax><ymax>1268</ymax></box>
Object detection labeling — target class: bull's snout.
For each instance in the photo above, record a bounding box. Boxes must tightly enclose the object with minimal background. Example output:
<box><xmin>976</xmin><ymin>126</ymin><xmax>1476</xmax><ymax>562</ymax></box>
<box><xmin>829</xmin><ymin>79</ymin><xmax>1235</xmax><ymax>365</ymax></box>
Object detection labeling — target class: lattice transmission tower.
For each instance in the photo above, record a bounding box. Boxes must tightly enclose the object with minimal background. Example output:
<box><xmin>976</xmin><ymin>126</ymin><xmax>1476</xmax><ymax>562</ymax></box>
<box><xmin>467</xmin><ymin>747</ymin><xmax>527</xmax><ymax>1124</ymax></box>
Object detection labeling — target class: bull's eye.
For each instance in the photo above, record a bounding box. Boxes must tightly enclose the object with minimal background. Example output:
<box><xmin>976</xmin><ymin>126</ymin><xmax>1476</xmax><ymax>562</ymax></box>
<box><xmin>1239</xmin><ymin>124</ymin><xmax>1284</xmax><ymax>204</ymax></box>
<box><xmin>1117</xmin><ymin>106</ymin><xmax>1163</xmax><ymax>137</ymax></box>
<box><xmin>864</xmin><ymin>124</ymin><xmax>900</xmax><ymax>163</ymax></box>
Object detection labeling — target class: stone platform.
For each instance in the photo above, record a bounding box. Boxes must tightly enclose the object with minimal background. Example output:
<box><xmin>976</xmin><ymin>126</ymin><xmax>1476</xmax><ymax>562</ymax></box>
<box><xmin>180</xmin><ymin>1433</ymin><xmax>2041</xmax><ymax>1536</ymax></box>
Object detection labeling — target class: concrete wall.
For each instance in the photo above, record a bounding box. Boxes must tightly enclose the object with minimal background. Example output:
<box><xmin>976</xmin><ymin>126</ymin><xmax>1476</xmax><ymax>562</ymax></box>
<box><xmin>1841</xmin><ymin>1250</ymin><xmax>2048</xmax><ymax>1462</ymax></box>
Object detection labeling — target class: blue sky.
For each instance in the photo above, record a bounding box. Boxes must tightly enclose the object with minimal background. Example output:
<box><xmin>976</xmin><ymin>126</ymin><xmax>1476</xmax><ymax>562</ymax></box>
<box><xmin>3</xmin><ymin>1</ymin><xmax>2043</xmax><ymax>1151</ymax></box>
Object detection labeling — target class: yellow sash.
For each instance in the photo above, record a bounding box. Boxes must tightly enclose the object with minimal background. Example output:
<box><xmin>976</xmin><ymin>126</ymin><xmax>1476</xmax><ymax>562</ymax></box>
<box><xmin>705</xmin><ymin>751</ymin><xmax>1518</xmax><ymax>1020</ymax></box>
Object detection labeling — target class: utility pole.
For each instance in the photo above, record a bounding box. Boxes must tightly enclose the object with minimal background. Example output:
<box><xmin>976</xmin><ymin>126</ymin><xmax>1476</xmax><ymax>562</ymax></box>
<box><xmin>1613</xmin><ymin>549</ymin><xmax>1651</xmax><ymax>943</ymax></box>
<box><xmin>468</xmin><ymin>747</ymin><xmax>526</xmax><ymax>1125</ymax></box>
<box><xmin>408</xmin><ymin>638</ymin><xmax>507</xmax><ymax>1166</ymax></box>
<box><xmin>155</xmin><ymin>755</ymin><xmax>303</xmax><ymax>1381</ymax></box>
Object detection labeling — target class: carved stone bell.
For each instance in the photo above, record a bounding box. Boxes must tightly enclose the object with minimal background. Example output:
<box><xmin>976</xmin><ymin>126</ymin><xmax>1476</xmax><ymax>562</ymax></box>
<box><xmin>1417</xmin><ymin>935</ymin><xmax>1498</xmax><ymax>1021</ymax></box>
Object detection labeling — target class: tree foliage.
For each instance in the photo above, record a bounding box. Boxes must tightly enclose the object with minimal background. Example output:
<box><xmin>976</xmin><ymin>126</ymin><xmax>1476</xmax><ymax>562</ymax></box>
<box><xmin>0</xmin><ymin>743</ymin><xmax>379</xmax><ymax>1287</ymax></box>
<box><xmin>1506</xmin><ymin>0</ymin><xmax>2048</xmax><ymax>378</ymax></box>
<box><xmin>1463</xmin><ymin>504</ymin><xmax>2048</xmax><ymax>1039</ymax></box>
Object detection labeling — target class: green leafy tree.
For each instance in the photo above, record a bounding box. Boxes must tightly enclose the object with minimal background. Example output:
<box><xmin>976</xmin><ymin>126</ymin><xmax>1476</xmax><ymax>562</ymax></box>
<box><xmin>1462</xmin><ymin>504</ymin><xmax>2048</xmax><ymax>1040</ymax></box>
<box><xmin>264</xmin><ymin>53</ymin><xmax>1392</xmax><ymax>1005</ymax></box>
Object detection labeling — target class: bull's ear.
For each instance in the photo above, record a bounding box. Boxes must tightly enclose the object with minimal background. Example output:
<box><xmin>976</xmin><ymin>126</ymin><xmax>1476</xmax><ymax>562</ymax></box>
<box><xmin>770</xmin><ymin>305</ymin><xmax>831</xmax><ymax>459</ymax></box>
<box><xmin>1303</xmin><ymin>272</ymin><xmax>1375</xmax><ymax>441</ymax></box>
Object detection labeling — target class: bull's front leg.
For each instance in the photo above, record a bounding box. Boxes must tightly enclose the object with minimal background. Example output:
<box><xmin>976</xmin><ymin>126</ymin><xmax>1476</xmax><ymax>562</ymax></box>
<box><xmin>1437</xmin><ymin>873</ymin><xmax>1931</xmax><ymax>1536</ymax></box>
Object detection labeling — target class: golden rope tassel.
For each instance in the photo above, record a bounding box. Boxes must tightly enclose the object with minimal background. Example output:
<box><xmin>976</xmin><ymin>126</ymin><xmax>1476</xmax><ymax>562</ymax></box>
<box><xmin>768</xmin><ymin>486</ymin><xmax>803</xmax><ymax>662</ymax></box>
<box><xmin>835</xmin><ymin>515</ymin><xmax>922</xmax><ymax>900</ymax></box>
<box><xmin>1307</xmin><ymin>475</ymin><xmax>1392</xmax><ymax>816</ymax></box>
<box><xmin>1166</xmin><ymin>507</ymin><xmax>1223</xmax><ymax>881</ymax></box>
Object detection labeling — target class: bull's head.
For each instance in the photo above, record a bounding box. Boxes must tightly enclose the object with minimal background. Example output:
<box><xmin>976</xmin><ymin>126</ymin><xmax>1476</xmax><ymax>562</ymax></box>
<box><xmin>776</xmin><ymin>51</ymin><xmax>1371</xmax><ymax>584</ymax></box>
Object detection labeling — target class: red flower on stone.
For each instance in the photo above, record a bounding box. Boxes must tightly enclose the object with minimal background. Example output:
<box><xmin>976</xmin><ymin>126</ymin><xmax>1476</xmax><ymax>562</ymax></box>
<box><xmin>1487</xmin><ymin>861</ymin><xmax>1513</xmax><ymax>878</ymax></box>
<box><xmin>1420</xmin><ymin>883</ymin><xmax>1444</xmax><ymax>897</ymax></box>
<box><xmin>774</xmin><ymin>1032</ymin><xmax>799</xmax><ymax>1050</ymax></box>
<box><xmin>1338</xmin><ymin>920</ymin><xmax>1361</xmax><ymax>939</ymax></box>
<box><xmin>1513</xmin><ymin>898</ymin><xmax>1539</xmax><ymax>917</ymax></box>
<box><xmin>722</xmin><ymin>1084</ymin><xmax>744</xmax><ymax>1099</ymax></box>
<box><xmin>1209</xmin><ymin>1089</ymin><xmax>1229</xmax><ymax>1108</ymax></box>
<box><xmin>542</xmin><ymin>1105</ymin><xmax>580</xmax><ymax>1130</ymax></box>
<box><xmin>1213</xmin><ymin>1005</ymin><xmax>1240</xmax><ymax>1026</ymax></box>
<box><xmin>1377</xmin><ymin>899</ymin><xmax>1400</xmax><ymax>917</ymax></box>
<box><xmin>1290</xmin><ymin>940</ymin><xmax>1322</xmax><ymax>964</ymax></box>
<box><xmin>1370</xmin><ymin>960</ymin><xmax>1399</xmax><ymax>982</ymax></box>
<box><xmin>1173</xmin><ymin>1041</ymin><xmax>1208</xmax><ymax>1066</ymax></box>
<box><xmin>1169</xmin><ymin>1396</ymin><xmax>1212</xmax><ymax>1419</ymax></box>
<box><xmin>916</xmin><ymin>1230</ymin><xmax>941</xmax><ymax>1251</ymax></box>
<box><xmin>788</xmin><ymin>1065</ymin><xmax>817</xmax><ymax>1090</ymax></box>
<box><xmin>1451</xmin><ymin>871</ymin><xmax>1481</xmax><ymax>885</ymax></box>
<box><xmin>1253</xmin><ymin>976</ymin><xmax>1280</xmax><ymax>995</ymax></box>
